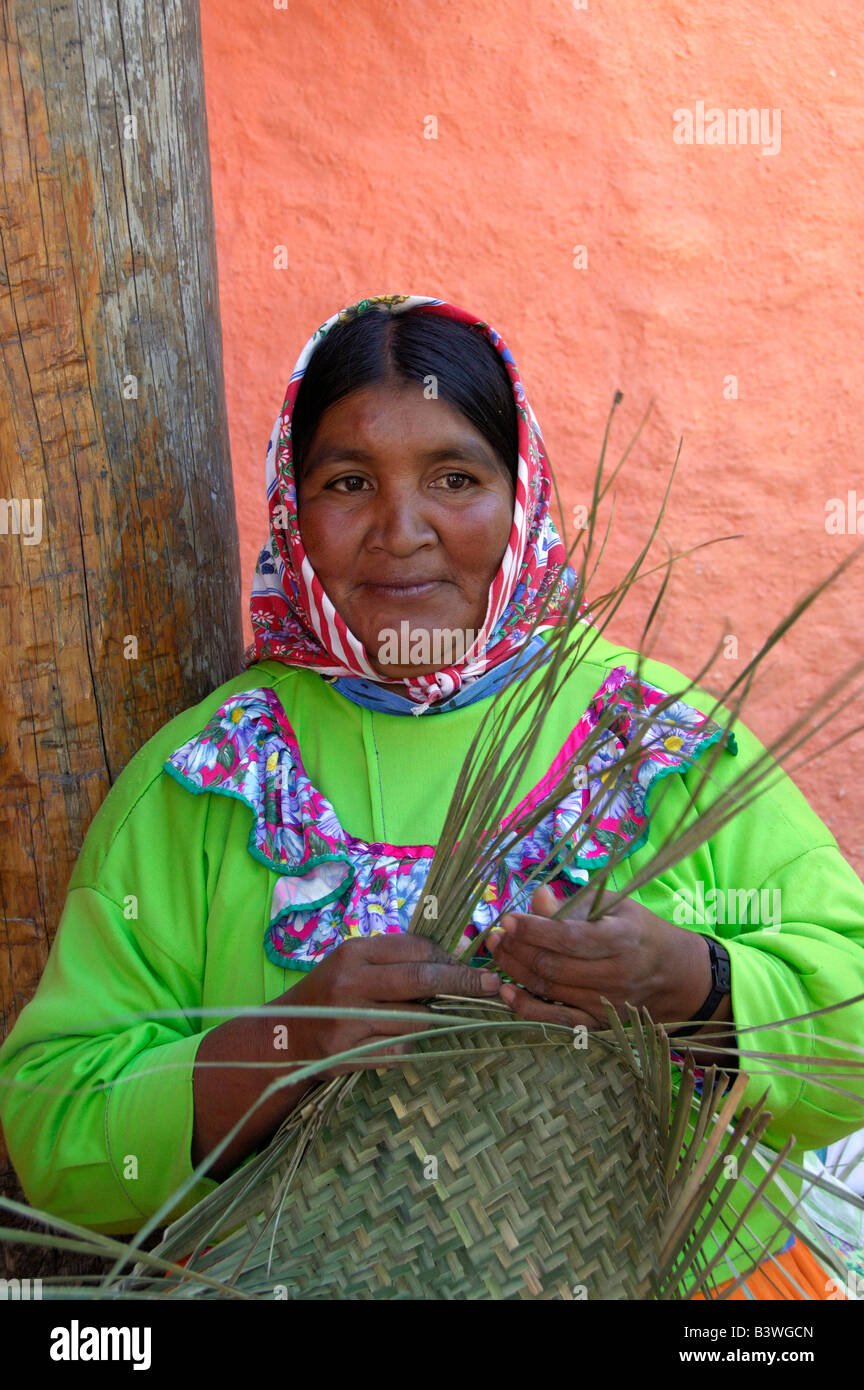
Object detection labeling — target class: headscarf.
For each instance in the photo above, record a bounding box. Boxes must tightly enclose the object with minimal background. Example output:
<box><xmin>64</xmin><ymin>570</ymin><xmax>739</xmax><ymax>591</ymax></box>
<box><xmin>244</xmin><ymin>294</ymin><xmax>577</xmax><ymax>711</ymax></box>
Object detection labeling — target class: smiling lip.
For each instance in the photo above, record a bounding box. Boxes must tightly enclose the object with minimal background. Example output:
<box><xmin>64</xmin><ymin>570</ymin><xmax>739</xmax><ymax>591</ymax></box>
<box><xmin>362</xmin><ymin>581</ymin><xmax>443</xmax><ymax>598</ymax></box>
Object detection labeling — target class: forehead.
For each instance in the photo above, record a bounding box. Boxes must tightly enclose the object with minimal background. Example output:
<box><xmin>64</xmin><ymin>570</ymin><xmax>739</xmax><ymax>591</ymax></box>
<box><xmin>306</xmin><ymin>382</ymin><xmax>492</xmax><ymax>451</ymax></box>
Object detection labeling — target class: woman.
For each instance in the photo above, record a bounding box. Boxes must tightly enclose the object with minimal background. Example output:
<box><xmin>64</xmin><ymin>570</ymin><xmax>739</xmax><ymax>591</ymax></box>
<box><xmin>1</xmin><ymin>294</ymin><xmax>863</xmax><ymax>1300</ymax></box>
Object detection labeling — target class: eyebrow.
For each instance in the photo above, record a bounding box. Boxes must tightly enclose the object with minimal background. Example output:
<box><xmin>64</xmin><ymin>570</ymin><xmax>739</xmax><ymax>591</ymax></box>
<box><xmin>302</xmin><ymin>442</ymin><xmax>498</xmax><ymax>475</ymax></box>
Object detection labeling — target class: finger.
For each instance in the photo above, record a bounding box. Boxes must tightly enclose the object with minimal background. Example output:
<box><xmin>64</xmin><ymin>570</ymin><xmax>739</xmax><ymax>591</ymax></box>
<box><xmin>488</xmin><ymin>937</ymin><xmax>617</xmax><ymax>1009</ymax></box>
<box><xmin>499</xmin><ymin>984</ymin><xmax>600</xmax><ymax>1029</ymax></box>
<box><xmin>529</xmin><ymin>883</ymin><xmax>560</xmax><ymax>917</ymax></box>
<box><xmin>372</xmin><ymin>958</ymin><xmax>501</xmax><ymax>1002</ymax></box>
<box><xmin>339</xmin><ymin>934</ymin><xmax>453</xmax><ymax>966</ymax></box>
<box><xmin>330</xmin><ymin>935</ymin><xmax>501</xmax><ymax>999</ymax></box>
<box><xmin>504</xmin><ymin>883</ymin><xmax>592</xmax><ymax>930</ymax></box>
<box><xmin>493</xmin><ymin>910</ymin><xmax>621</xmax><ymax>960</ymax></box>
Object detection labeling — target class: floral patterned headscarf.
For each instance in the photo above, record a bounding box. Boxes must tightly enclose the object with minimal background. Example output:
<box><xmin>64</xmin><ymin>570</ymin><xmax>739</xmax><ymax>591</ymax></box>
<box><xmin>245</xmin><ymin>294</ymin><xmax>577</xmax><ymax>709</ymax></box>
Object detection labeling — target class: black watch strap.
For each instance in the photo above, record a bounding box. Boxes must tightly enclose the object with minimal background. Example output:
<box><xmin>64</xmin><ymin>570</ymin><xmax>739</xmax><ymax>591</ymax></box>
<box><xmin>670</xmin><ymin>935</ymin><xmax>732</xmax><ymax>1039</ymax></box>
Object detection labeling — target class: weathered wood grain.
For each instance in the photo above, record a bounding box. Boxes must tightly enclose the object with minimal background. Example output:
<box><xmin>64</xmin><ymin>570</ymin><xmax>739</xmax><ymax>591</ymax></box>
<box><xmin>0</xmin><ymin>0</ymin><xmax>242</xmax><ymax>1072</ymax></box>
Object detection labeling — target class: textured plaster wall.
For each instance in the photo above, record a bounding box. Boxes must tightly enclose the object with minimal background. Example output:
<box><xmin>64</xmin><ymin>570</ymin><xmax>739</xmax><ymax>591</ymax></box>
<box><xmin>200</xmin><ymin>0</ymin><xmax>864</xmax><ymax>870</ymax></box>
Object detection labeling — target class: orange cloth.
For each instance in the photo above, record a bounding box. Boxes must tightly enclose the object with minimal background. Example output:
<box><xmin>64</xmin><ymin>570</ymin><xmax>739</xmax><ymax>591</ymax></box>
<box><xmin>692</xmin><ymin>1238</ymin><xmax>845</xmax><ymax>1300</ymax></box>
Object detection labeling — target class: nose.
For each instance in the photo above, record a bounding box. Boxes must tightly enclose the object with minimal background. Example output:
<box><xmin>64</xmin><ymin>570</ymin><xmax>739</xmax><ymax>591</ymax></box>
<box><xmin>365</xmin><ymin>486</ymin><xmax>437</xmax><ymax>555</ymax></box>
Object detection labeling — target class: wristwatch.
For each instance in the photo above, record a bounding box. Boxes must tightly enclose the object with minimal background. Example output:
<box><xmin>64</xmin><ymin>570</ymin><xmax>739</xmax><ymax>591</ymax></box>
<box><xmin>669</xmin><ymin>935</ymin><xmax>732</xmax><ymax>1039</ymax></box>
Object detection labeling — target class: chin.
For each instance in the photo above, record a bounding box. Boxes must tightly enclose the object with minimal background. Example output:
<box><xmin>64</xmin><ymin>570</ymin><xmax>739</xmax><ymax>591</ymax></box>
<box><xmin>368</xmin><ymin>626</ymin><xmax>482</xmax><ymax>677</ymax></box>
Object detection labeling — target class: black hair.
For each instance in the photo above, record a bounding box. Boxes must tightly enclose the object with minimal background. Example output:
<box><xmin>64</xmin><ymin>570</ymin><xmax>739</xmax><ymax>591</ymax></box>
<box><xmin>290</xmin><ymin>306</ymin><xmax>519</xmax><ymax>486</ymax></box>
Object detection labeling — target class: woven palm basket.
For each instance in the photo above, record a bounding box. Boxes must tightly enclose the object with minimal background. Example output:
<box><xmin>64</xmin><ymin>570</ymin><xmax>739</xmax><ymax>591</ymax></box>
<box><xmin>147</xmin><ymin>1002</ymin><xmax>762</xmax><ymax>1301</ymax></box>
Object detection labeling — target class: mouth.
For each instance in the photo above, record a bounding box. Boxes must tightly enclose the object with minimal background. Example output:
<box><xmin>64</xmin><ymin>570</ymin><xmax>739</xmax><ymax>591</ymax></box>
<box><xmin>361</xmin><ymin>580</ymin><xmax>443</xmax><ymax>599</ymax></box>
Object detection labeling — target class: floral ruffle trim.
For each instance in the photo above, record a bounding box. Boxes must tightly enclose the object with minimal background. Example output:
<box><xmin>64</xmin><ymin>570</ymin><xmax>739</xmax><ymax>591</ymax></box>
<box><xmin>163</xmin><ymin>670</ymin><xmax>736</xmax><ymax>971</ymax></box>
<box><xmin>511</xmin><ymin>664</ymin><xmax>738</xmax><ymax>876</ymax></box>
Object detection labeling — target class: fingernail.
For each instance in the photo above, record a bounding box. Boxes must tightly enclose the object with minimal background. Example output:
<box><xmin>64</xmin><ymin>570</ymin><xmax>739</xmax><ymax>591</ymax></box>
<box><xmin>500</xmin><ymin>915</ymin><xmax>516</xmax><ymax>932</ymax></box>
<box><xmin>480</xmin><ymin>970</ymin><xmax>500</xmax><ymax>991</ymax></box>
<box><xmin>500</xmin><ymin>983</ymin><xmax>516</xmax><ymax>1004</ymax></box>
<box><xmin>487</xmin><ymin>927</ymin><xmax>504</xmax><ymax>949</ymax></box>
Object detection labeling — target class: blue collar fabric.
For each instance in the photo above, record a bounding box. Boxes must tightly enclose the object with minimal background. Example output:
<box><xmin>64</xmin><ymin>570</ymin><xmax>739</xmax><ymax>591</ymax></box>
<box><xmin>325</xmin><ymin>635</ymin><xmax>553</xmax><ymax>715</ymax></box>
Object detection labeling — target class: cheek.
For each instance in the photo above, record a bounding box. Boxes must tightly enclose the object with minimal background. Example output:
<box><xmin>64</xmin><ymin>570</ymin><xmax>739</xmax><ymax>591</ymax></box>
<box><xmin>296</xmin><ymin>502</ymin><xmax>352</xmax><ymax>575</ymax></box>
<box><xmin>453</xmin><ymin>495</ymin><xmax>513</xmax><ymax>574</ymax></box>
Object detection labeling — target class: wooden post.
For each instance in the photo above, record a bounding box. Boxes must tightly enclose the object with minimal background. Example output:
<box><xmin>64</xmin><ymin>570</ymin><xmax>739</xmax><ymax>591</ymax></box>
<box><xmin>0</xmin><ymin>0</ymin><xmax>243</xmax><ymax>1262</ymax></box>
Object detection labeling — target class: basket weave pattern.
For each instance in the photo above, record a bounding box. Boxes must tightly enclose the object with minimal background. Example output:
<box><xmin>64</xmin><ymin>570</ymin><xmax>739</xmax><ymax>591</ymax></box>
<box><xmin>186</xmin><ymin>1021</ymin><xmax>668</xmax><ymax>1300</ymax></box>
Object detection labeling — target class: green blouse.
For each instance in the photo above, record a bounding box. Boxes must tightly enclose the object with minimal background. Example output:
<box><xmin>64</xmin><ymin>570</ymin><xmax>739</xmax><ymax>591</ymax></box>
<box><xmin>2</xmin><ymin>630</ymin><xmax>863</xmax><ymax>1291</ymax></box>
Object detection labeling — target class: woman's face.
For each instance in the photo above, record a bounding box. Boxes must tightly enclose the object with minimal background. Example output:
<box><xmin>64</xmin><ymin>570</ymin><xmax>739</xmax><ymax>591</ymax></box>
<box><xmin>296</xmin><ymin>381</ymin><xmax>515</xmax><ymax>679</ymax></box>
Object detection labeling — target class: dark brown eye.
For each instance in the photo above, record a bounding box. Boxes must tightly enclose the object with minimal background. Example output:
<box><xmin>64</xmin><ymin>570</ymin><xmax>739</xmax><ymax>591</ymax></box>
<box><xmin>328</xmin><ymin>475</ymin><xmax>368</xmax><ymax>493</ymax></box>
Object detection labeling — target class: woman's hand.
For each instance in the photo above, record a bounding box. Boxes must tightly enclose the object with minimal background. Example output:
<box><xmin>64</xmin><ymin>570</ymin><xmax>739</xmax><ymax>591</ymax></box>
<box><xmin>192</xmin><ymin>933</ymin><xmax>500</xmax><ymax>1178</ymax></box>
<box><xmin>281</xmin><ymin>932</ymin><xmax>501</xmax><ymax>1079</ymax></box>
<box><xmin>487</xmin><ymin>884</ymin><xmax>712</xmax><ymax>1030</ymax></box>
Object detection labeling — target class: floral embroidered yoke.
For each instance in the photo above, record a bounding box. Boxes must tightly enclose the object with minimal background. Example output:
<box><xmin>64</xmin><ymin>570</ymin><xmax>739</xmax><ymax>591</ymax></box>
<box><xmin>164</xmin><ymin>666</ymin><xmax>736</xmax><ymax>971</ymax></box>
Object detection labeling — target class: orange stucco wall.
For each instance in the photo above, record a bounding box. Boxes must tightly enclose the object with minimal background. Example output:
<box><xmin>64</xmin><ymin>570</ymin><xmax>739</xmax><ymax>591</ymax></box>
<box><xmin>199</xmin><ymin>0</ymin><xmax>864</xmax><ymax>871</ymax></box>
